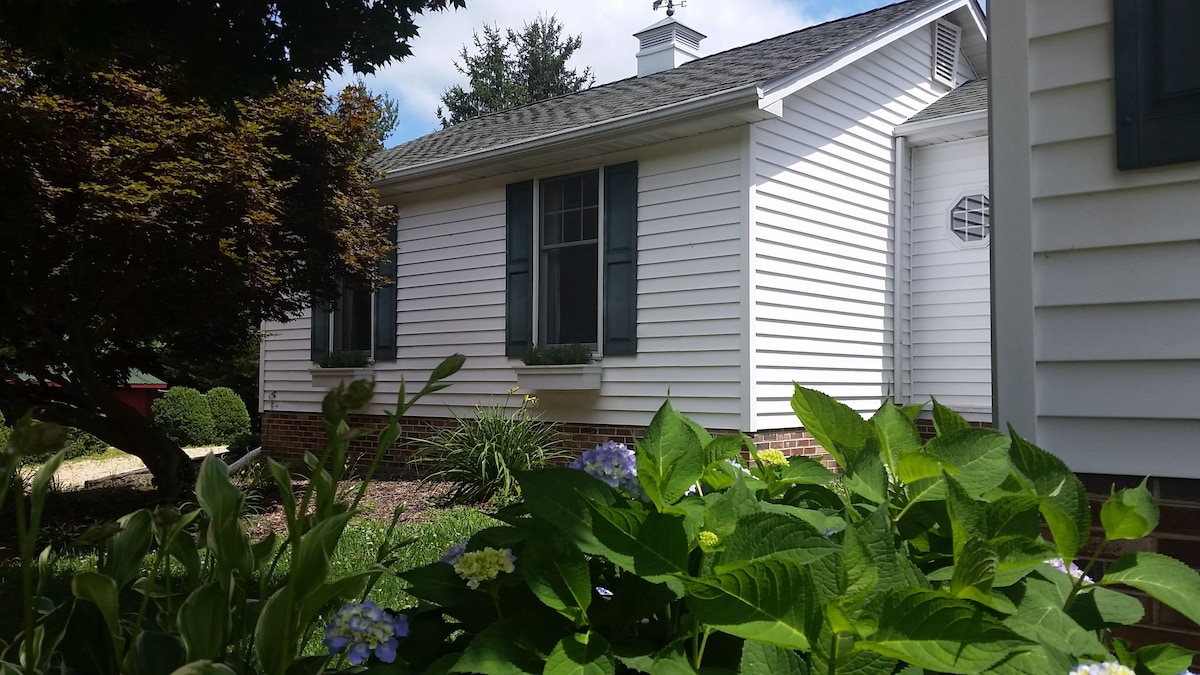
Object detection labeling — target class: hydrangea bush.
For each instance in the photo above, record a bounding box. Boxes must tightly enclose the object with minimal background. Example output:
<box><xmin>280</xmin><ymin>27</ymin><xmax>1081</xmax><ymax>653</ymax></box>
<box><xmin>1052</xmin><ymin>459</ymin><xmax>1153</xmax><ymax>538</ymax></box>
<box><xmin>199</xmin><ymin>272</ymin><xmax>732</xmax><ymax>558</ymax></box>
<box><xmin>389</xmin><ymin>388</ymin><xmax>1200</xmax><ymax>674</ymax></box>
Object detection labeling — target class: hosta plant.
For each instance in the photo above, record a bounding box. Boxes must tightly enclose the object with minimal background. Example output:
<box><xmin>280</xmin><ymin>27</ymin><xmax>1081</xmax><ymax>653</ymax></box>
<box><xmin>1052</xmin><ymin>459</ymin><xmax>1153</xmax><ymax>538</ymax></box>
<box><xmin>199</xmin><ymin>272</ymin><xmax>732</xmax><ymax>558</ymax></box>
<box><xmin>0</xmin><ymin>354</ymin><xmax>464</xmax><ymax>675</ymax></box>
<box><xmin>391</xmin><ymin>387</ymin><xmax>1200</xmax><ymax>675</ymax></box>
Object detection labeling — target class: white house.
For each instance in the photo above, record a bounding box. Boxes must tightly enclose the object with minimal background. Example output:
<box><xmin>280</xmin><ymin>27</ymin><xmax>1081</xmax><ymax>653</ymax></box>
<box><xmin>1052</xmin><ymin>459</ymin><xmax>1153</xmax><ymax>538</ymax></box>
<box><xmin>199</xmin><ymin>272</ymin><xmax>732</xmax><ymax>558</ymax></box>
<box><xmin>990</xmin><ymin>0</ymin><xmax>1200</xmax><ymax>481</ymax></box>
<box><xmin>258</xmin><ymin>0</ymin><xmax>991</xmax><ymax>462</ymax></box>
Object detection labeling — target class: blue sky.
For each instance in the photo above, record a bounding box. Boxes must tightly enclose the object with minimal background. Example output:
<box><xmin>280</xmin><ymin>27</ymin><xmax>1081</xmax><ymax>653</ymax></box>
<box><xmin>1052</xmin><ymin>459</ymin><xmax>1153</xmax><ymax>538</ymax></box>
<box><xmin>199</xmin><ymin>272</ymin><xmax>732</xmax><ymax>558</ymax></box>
<box><xmin>327</xmin><ymin>1</ymin><xmax>929</xmax><ymax>146</ymax></box>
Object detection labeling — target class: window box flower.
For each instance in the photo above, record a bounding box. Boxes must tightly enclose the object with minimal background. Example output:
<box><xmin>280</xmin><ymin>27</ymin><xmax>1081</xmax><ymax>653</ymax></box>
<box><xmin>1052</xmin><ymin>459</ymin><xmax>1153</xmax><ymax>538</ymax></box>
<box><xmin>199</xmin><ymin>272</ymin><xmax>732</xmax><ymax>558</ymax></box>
<box><xmin>513</xmin><ymin>362</ymin><xmax>601</xmax><ymax>391</ymax></box>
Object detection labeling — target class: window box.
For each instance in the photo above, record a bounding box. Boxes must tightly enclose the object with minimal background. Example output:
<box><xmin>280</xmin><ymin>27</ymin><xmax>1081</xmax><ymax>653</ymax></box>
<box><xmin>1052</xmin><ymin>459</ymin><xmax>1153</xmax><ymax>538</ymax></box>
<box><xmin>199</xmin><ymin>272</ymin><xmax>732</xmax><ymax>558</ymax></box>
<box><xmin>513</xmin><ymin>363</ymin><xmax>602</xmax><ymax>391</ymax></box>
<box><xmin>309</xmin><ymin>365</ymin><xmax>375</xmax><ymax>389</ymax></box>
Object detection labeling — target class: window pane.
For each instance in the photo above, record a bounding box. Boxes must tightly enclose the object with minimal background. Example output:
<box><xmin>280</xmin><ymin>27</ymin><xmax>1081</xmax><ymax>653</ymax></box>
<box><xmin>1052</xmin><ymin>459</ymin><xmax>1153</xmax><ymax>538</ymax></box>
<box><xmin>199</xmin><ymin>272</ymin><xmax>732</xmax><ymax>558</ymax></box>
<box><xmin>541</xmin><ymin>243</ymin><xmax>598</xmax><ymax>345</ymax></box>
<box><xmin>337</xmin><ymin>286</ymin><xmax>373</xmax><ymax>352</ymax></box>
<box><xmin>564</xmin><ymin>175</ymin><xmax>582</xmax><ymax>210</ymax></box>
<box><xmin>564</xmin><ymin>210</ymin><xmax>582</xmax><ymax>243</ymax></box>
<box><xmin>582</xmin><ymin>172</ymin><xmax>599</xmax><ymax>207</ymax></box>
<box><xmin>543</xmin><ymin>212</ymin><xmax>562</xmax><ymax>245</ymax></box>
<box><xmin>582</xmin><ymin>208</ymin><xmax>598</xmax><ymax>240</ymax></box>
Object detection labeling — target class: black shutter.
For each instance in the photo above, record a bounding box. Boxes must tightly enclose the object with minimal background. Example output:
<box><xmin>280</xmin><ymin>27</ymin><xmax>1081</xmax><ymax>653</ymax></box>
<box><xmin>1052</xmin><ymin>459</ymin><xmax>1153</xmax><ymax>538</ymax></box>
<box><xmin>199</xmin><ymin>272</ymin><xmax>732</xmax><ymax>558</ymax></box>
<box><xmin>603</xmin><ymin>162</ymin><xmax>638</xmax><ymax>355</ymax></box>
<box><xmin>1115</xmin><ymin>0</ymin><xmax>1200</xmax><ymax>169</ymax></box>
<box><xmin>310</xmin><ymin>304</ymin><xmax>331</xmax><ymax>362</ymax></box>
<box><xmin>506</xmin><ymin>181</ymin><xmax>535</xmax><ymax>357</ymax></box>
<box><xmin>373</xmin><ymin>222</ymin><xmax>399</xmax><ymax>361</ymax></box>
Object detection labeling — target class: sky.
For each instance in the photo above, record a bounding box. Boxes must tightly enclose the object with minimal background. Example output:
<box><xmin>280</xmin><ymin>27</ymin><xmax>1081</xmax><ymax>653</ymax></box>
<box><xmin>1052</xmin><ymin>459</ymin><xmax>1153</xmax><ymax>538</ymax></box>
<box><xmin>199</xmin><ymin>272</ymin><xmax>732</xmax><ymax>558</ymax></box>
<box><xmin>327</xmin><ymin>0</ymin><xmax>907</xmax><ymax>147</ymax></box>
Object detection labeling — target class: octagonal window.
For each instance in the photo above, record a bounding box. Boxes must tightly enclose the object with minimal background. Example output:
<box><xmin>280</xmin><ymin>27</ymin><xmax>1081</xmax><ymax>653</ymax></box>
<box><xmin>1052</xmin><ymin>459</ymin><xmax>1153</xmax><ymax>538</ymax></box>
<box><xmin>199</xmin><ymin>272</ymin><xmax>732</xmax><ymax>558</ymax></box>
<box><xmin>949</xmin><ymin>193</ymin><xmax>990</xmax><ymax>247</ymax></box>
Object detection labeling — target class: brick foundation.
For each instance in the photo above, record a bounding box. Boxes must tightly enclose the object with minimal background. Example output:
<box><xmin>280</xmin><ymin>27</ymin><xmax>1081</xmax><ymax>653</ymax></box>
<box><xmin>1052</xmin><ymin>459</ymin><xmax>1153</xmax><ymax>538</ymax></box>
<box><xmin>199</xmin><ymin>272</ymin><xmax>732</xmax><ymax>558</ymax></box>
<box><xmin>261</xmin><ymin>411</ymin><xmax>835</xmax><ymax>473</ymax></box>
<box><xmin>1076</xmin><ymin>473</ymin><xmax>1200</xmax><ymax>651</ymax></box>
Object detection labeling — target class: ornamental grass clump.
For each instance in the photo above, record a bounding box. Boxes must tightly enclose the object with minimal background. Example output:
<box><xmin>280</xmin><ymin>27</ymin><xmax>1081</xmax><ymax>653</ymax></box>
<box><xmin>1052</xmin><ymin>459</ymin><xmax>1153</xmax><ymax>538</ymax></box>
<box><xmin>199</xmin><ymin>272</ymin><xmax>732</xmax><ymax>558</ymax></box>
<box><xmin>388</xmin><ymin>390</ymin><xmax>1200</xmax><ymax>675</ymax></box>
<box><xmin>414</xmin><ymin>388</ymin><xmax>568</xmax><ymax>505</ymax></box>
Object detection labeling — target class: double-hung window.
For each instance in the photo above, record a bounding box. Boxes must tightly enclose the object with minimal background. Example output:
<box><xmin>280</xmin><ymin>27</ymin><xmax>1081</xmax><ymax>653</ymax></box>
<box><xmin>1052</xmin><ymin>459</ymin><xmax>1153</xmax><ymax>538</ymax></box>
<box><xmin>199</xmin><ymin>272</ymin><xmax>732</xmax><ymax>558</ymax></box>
<box><xmin>505</xmin><ymin>162</ymin><xmax>638</xmax><ymax>357</ymax></box>
<box><xmin>310</xmin><ymin>230</ymin><xmax>399</xmax><ymax>364</ymax></box>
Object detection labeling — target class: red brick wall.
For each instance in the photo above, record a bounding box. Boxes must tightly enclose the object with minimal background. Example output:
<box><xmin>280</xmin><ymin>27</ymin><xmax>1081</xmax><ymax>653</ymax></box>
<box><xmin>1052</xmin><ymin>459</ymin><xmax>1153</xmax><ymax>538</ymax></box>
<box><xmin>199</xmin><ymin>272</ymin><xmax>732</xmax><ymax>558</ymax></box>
<box><xmin>1077</xmin><ymin>473</ymin><xmax>1200</xmax><ymax>651</ymax></box>
<box><xmin>261</xmin><ymin>411</ymin><xmax>835</xmax><ymax>472</ymax></box>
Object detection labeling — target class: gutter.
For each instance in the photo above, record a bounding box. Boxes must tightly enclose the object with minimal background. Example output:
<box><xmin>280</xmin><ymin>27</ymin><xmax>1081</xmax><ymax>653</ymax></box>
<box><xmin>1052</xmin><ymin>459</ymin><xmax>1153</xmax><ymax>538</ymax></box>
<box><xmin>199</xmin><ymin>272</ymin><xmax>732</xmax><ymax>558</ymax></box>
<box><xmin>374</xmin><ymin>84</ymin><xmax>765</xmax><ymax>188</ymax></box>
<box><xmin>893</xmin><ymin>108</ymin><xmax>988</xmax><ymax>138</ymax></box>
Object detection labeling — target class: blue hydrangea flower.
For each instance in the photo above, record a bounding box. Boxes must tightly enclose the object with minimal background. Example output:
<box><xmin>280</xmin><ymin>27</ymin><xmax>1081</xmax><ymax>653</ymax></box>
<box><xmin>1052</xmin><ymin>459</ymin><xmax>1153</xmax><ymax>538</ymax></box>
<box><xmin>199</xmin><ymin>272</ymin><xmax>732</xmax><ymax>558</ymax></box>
<box><xmin>569</xmin><ymin>441</ymin><xmax>647</xmax><ymax>501</ymax></box>
<box><xmin>440</xmin><ymin>540</ymin><xmax>468</xmax><ymax>565</ymax></box>
<box><xmin>324</xmin><ymin>600</ymin><xmax>408</xmax><ymax>665</ymax></box>
<box><xmin>1068</xmin><ymin>662</ymin><xmax>1134</xmax><ymax>675</ymax></box>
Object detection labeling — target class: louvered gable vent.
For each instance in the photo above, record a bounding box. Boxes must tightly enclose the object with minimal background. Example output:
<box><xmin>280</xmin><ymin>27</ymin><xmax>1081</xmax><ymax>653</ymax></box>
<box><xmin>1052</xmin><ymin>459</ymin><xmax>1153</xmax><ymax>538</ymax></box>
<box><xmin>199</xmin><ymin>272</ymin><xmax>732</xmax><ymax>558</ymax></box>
<box><xmin>932</xmin><ymin>19</ymin><xmax>961</xmax><ymax>87</ymax></box>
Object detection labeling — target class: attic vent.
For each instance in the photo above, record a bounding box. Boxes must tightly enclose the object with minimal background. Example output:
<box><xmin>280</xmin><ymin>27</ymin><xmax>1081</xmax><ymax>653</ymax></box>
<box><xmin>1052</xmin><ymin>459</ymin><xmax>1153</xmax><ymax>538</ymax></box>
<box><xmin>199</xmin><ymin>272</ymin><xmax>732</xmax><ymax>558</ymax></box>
<box><xmin>932</xmin><ymin>19</ymin><xmax>961</xmax><ymax>87</ymax></box>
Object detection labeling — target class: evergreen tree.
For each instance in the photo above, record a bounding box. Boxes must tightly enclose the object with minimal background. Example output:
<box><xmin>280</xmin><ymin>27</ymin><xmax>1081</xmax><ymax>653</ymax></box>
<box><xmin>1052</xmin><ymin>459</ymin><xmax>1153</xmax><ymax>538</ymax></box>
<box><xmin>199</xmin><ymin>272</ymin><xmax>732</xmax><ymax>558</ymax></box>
<box><xmin>437</xmin><ymin>15</ymin><xmax>594</xmax><ymax>127</ymax></box>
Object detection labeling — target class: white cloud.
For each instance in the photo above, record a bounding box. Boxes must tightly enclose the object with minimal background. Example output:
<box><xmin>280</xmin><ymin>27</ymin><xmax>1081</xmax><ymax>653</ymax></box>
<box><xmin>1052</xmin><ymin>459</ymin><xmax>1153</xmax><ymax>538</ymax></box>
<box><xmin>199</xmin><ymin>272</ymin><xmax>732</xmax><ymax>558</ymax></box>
<box><xmin>330</xmin><ymin>0</ymin><xmax>829</xmax><ymax>145</ymax></box>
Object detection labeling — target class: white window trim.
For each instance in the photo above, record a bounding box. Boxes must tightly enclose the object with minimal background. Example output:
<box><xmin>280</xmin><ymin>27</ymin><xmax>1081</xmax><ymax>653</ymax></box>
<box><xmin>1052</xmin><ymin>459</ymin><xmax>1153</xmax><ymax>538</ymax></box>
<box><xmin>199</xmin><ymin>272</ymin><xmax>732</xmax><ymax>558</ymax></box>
<box><xmin>531</xmin><ymin>167</ymin><xmax>606</xmax><ymax>355</ymax></box>
<box><xmin>945</xmin><ymin>187</ymin><xmax>990</xmax><ymax>250</ymax></box>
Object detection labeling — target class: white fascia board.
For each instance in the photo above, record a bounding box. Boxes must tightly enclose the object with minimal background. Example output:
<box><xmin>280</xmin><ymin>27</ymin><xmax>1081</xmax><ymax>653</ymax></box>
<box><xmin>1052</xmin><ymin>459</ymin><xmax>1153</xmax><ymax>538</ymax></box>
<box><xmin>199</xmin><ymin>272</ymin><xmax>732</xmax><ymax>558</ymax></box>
<box><xmin>758</xmin><ymin>0</ymin><xmax>971</xmax><ymax>112</ymax></box>
<box><xmin>375</xmin><ymin>84</ymin><xmax>765</xmax><ymax>188</ymax></box>
<box><xmin>893</xmin><ymin>109</ymin><xmax>988</xmax><ymax>141</ymax></box>
<box><xmin>965</xmin><ymin>0</ymin><xmax>988</xmax><ymax>41</ymax></box>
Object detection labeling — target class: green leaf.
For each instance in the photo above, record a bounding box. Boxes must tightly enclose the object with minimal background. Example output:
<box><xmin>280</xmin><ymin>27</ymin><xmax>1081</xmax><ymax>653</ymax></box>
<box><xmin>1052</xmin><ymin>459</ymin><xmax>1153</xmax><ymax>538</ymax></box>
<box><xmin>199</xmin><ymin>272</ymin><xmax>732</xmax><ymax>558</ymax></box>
<box><xmin>254</xmin><ymin>587</ymin><xmax>295</xmax><ymax>675</ymax></box>
<box><xmin>704</xmin><ymin>433</ymin><xmax>750</xmax><ymax>466</ymax></box>
<box><xmin>913</xmin><ymin>429</ymin><xmax>1012</xmax><ymax>498</ymax></box>
<box><xmin>714</xmin><ymin>513</ymin><xmax>838</xmax><ymax>571</ymax></box>
<box><xmin>519</xmin><ymin>469</ymin><xmax>686</xmax><ymax>584</ymax></box>
<box><xmin>703</xmin><ymin>474</ymin><xmax>761</xmax><ymax>540</ymax></box>
<box><xmin>842</xmin><ymin>439</ymin><xmax>887</xmax><ymax>504</ymax></box>
<box><xmin>900</xmin><ymin>403</ymin><xmax>927</xmax><ymax>422</ymax></box>
<box><xmin>1008</xmin><ymin>429</ymin><xmax>1090</xmax><ymax>563</ymax></box>
<box><xmin>72</xmin><ymin>572</ymin><xmax>124</xmax><ymax>653</ymax></box>
<box><xmin>1100</xmin><ymin>479</ymin><xmax>1159</xmax><ymax>541</ymax></box>
<box><xmin>544</xmin><ymin>633</ymin><xmax>616</xmax><ymax>675</ymax></box>
<box><xmin>522</xmin><ymin>537</ymin><xmax>593</xmax><ymax>624</ymax></box>
<box><xmin>266</xmin><ymin>459</ymin><xmax>297</xmax><ymax>529</ymax></box>
<box><xmin>855</xmin><ymin>589</ymin><xmax>1033</xmax><ymax>674</ymax></box>
<box><xmin>297</xmin><ymin>572</ymin><xmax>375</xmax><ymax>629</ymax></box>
<box><xmin>871</xmin><ymin>401</ymin><xmax>923</xmax><ymax>474</ymax></box>
<box><xmin>103</xmin><ymin>509</ymin><xmax>153</xmax><ymax>587</ymax></box>
<box><xmin>738</xmin><ymin>641</ymin><xmax>807</xmax><ymax>675</ymax></box>
<box><xmin>177</xmin><ymin>581</ymin><xmax>230</xmax><ymax>661</ymax></box>
<box><xmin>1101</xmin><ymin>552</ymin><xmax>1200</xmax><ymax>626</ymax></box>
<box><xmin>1135</xmin><ymin>643</ymin><xmax>1196</xmax><ymax>675</ymax></box>
<box><xmin>289</xmin><ymin>510</ymin><xmax>352</xmax><ymax>599</ymax></box>
<box><xmin>931</xmin><ymin>398</ymin><xmax>971</xmax><ymax>436</ymax></box>
<box><xmin>636</xmin><ymin>400</ymin><xmax>706</xmax><ymax>508</ymax></box>
<box><xmin>683</xmin><ymin>558</ymin><xmax>813</xmax><ymax>650</ymax></box>
<box><xmin>951</xmin><ymin>536</ymin><xmax>997</xmax><ymax>606</ymax></box>
<box><xmin>1069</xmin><ymin>584</ymin><xmax>1145</xmax><ymax>629</ymax></box>
<box><xmin>1002</xmin><ymin>572</ymin><xmax>1107</xmax><ymax>658</ymax></box>
<box><xmin>126</xmin><ymin>631</ymin><xmax>186</xmax><ymax>675</ymax></box>
<box><xmin>168</xmin><ymin>662</ymin><xmax>240</xmax><ymax>675</ymax></box>
<box><xmin>778</xmin><ymin>456</ymin><xmax>835</xmax><ymax>487</ymax></box>
<box><xmin>450</xmin><ymin>618</ymin><xmax>553</xmax><ymax>675</ymax></box>
<box><xmin>196</xmin><ymin>455</ymin><xmax>254</xmax><ymax>581</ymax></box>
<box><xmin>790</xmin><ymin>385</ymin><xmax>870</xmax><ymax>467</ymax></box>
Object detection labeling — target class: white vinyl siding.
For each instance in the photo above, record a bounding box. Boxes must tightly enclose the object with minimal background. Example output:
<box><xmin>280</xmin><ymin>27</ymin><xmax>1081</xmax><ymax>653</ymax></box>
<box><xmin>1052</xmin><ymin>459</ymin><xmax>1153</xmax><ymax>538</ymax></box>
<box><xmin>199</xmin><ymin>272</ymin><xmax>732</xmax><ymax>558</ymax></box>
<box><xmin>749</xmin><ymin>30</ymin><xmax>950</xmax><ymax>428</ymax></box>
<box><xmin>993</xmin><ymin>0</ymin><xmax>1200</xmax><ymax>477</ymax></box>
<box><xmin>260</xmin><ymin>129</ymin><xmax>745</xmax><ymax>430</ymax></box>
<box><xmin>908</xmin><ymin>137</ymin><xmax>990</xmax><ymax>417</ymax></box>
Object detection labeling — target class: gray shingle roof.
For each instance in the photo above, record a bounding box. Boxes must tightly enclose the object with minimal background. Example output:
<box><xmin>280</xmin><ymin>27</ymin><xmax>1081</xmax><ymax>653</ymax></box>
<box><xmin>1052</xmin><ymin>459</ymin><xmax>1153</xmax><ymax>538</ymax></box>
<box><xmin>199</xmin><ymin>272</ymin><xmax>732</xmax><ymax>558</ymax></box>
<box><xmin>904</xmin><ymin>76</ymin><xmax>987</xmax><ymax>124</ymax></box>
<box><xmin>372</xmin><ymin>0</ymin><xmax>944</xmax><ymax>174</ymax></box>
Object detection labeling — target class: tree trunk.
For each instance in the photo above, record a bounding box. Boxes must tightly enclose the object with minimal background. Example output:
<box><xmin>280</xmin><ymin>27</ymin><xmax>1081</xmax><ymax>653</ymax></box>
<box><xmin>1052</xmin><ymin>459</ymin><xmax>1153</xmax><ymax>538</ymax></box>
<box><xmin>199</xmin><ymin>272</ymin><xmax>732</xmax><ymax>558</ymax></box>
<box><xmin>90</xmin><ymin>388</ymin><xmax>198</xmax><ymax>499</ymax></box>
<box><xmin>6</xmin><ymin>378</ymin><xmax>200</xmax><ymax>500</ymax></box>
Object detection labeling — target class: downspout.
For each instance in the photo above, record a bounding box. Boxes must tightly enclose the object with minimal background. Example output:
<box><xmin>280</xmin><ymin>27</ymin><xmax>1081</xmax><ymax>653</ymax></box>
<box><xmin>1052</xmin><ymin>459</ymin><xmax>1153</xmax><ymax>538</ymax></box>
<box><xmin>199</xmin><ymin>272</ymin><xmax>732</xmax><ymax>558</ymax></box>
<box><xmin>891</xmin><ymin>135</ymin><xmax>910</xmax><ymax>406</ymax></box>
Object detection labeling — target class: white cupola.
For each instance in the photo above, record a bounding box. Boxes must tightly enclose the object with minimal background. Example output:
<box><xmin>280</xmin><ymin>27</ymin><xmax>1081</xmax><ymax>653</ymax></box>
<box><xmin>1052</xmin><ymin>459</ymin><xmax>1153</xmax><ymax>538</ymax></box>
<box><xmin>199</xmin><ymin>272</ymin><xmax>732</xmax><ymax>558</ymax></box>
<box><xmin>633</xmin><ymin>17</ymin><xmax>706</xmax><ymax>77</ymax></box>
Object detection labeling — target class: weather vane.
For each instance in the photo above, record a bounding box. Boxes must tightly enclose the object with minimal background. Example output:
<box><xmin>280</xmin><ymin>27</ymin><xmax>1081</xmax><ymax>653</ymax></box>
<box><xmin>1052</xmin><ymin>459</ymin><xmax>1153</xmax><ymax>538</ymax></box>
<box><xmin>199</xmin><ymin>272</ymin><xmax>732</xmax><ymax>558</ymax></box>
<box><xmin>651</xmin><ymin>0</ymin><xmax>685</xmax><ymax>17</ymax></box>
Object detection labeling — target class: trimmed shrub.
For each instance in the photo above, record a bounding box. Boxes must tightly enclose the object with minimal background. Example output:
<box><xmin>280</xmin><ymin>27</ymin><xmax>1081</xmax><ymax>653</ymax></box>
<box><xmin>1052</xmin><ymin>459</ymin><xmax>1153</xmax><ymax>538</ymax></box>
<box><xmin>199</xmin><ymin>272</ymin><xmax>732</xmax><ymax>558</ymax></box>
<box><xmin>0</xmin><ymin>409</ymin><xmax>10</xmax><ymax>452</ymax></box>
<box><xmin>152</xmin><ymin>386</ymin><xmax>215</xmax><ymax>447</ymax></box>
<box><xmin>206</xmin><ymin>386</ymin><xmax>251</xmax><ymax>444</ymax></box>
